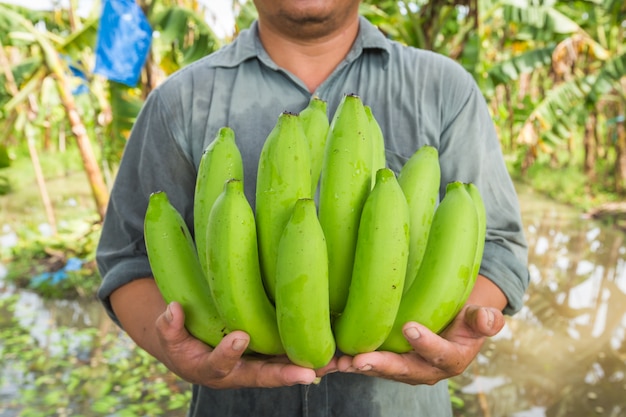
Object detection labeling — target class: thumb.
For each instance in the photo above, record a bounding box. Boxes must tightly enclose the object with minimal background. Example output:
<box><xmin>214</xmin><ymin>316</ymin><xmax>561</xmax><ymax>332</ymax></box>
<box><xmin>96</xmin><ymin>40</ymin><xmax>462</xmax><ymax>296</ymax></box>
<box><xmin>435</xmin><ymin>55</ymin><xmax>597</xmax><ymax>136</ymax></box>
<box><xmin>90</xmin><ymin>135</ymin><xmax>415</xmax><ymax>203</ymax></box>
<box><xmin>156</xmin><ymin>301</ymin><xmax>191</xmax><ymax>344</ymax></box>
<box><xmin>463</xmin><ymin>305</ymin><xmax>505</xmax><ymax>337</ymax></box>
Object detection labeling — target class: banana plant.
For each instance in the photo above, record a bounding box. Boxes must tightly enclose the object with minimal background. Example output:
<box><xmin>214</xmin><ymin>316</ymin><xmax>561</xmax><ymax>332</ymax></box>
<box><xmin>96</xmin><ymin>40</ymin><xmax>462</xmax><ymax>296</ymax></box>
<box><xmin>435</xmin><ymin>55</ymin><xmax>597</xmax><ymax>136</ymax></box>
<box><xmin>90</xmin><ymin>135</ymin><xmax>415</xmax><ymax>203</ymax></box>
<box><xmin>360</xmin><ymin>0</ymin><xmax>480</xmax><ymax>73</ymax></box>
<box><xmin>0</xmin><ymin>0</ymin><xmax>225</xmax><ymax>223</ymax></box>
<box><xmin>0</xmin><ymin>2</ymin><xmax>110</xmax><ymax>221</ymax></box>
<box><xmin>478</xmin><ymin>0</ymin><xmax>625</xmax><ymax>191</ymax></box>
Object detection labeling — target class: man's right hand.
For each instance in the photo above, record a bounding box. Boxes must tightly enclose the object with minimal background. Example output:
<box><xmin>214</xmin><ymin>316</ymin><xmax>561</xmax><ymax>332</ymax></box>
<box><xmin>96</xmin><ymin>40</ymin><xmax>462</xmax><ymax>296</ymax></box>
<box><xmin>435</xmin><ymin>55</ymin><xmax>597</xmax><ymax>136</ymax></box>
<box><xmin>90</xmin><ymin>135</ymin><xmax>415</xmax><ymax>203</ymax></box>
<box><xmin>110</xmin><ymin>278</ymin><xmax>336</xmax><ymax>389</ymax></box>
<box><xmin>155</xmin><ymin>301</ymin><xmax>333</xmax><ymax>388</ymax></box>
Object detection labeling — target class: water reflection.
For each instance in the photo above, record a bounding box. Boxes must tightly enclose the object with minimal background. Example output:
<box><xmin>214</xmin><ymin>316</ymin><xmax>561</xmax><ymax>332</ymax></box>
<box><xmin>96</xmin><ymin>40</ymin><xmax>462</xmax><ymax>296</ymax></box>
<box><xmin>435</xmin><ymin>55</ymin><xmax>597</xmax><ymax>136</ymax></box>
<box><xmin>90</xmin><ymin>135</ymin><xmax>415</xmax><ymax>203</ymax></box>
<box><xmin>454</xmin><ymin>185</ymin><xmax>626</xmax><ymax>417</ymax></box>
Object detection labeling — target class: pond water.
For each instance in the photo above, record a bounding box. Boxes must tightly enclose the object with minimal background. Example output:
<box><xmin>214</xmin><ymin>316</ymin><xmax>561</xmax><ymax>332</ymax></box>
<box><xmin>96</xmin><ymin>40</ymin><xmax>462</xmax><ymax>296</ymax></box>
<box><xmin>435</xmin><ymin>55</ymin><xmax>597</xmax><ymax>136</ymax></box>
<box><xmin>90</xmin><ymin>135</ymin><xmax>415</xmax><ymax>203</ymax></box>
<box><xmin>452</xmin><ymin>184</ymin><xmax>626</xmax><ymax>417</ymax></box>
<box><xmin>1</xmin><ymin>183</ymin><xmax>625</xmax><ymax>416</ymax></box>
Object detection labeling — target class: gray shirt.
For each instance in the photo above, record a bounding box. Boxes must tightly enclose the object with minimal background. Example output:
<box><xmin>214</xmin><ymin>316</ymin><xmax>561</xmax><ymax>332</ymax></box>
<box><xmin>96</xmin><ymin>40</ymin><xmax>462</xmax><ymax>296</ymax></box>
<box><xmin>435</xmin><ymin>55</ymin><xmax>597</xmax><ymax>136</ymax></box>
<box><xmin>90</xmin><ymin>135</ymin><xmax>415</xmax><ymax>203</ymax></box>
<box><xmin>96</xmin><ymin>17</ymin><xmax>529</xmax><ymax>417</ymax></box>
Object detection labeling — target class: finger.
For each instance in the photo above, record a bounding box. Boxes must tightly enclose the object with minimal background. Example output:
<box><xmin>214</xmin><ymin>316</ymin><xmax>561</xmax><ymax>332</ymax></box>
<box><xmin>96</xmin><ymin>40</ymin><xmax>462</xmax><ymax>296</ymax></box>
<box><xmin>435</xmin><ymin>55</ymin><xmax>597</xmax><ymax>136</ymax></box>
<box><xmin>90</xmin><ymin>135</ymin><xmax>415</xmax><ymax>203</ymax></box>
<box><xmin>401</xmin><ymin>321</ymin><xmax>466</xmax><ymax>376</ymax></box>
<box><xmin>463</xmin><ymin>305</ymin><xmax>505</xmax><ymax>337</ymax></box>
<box><xmin>257</xmin><ymin>361</ymin><xmax>318</xmax><ymax>387</ymax></box>
<box><xmin>336</xmin><ymin>354</ymin><xmax>356</xmax><ymax>372</ymax></box>
<box><xmin>335</xmin><ymin>327</ymin><xmax>448</xmax><ymax>383</ymax></box>
<box><xmin>343</xmin><ymin>349</ymin><xmax>448</xmax><ymax>386</ymax></box>
<box><xmin>350</xmin><ymin>350</ymin><xmax>412</xmax><ymax>375</ymax></box>
<box><xmin>155</xmin><ymin>302</ymin><xmax>192</xmax><ymax>344</ymax></box>
<box><xmin>206</xmin><ymin>330</ymin><xmax>251</xmax><ymax>380</ymax></box>
<box><xmin>207</xmin><ymin>334</ymin><xmax>318</xmax><ymax>388</ymax></box>
<box><xmin>345</xmin><ymin>322</ymin><xmax>459</xmax><ymax>383</ymax></box>
<box><xmin>315</xmin><ymin>355</ymin><xmax>339</xmax><ymax>377</ymax></box>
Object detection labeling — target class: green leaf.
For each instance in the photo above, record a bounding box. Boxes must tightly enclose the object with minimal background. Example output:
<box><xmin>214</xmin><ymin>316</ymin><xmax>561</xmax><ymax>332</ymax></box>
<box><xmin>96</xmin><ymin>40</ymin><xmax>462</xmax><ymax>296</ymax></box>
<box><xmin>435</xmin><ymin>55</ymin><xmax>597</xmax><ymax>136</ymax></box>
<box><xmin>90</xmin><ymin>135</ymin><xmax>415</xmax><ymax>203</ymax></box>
<box><xmin>91</xmin><ymin>395</ymin><xmax>119</xmax><ymax>413</ymax></box>
<box><xmin>488</xmin><ymin>46</ymin><xmax>555</xmax><ymax>85</ymax></box>
<box><xmin>150</xmin><ymin>6</ymin><xmax>221</xmax><ymax>68</ymax></box>
<box><xmin>502</xmin><ymin>1</ymin><xmax>581</xmax><ymax>36</ymax></box>
<box><xmin>0</xmin><ymin>144</ymin><xmax>10</xmax><ymax>168</ymax></box>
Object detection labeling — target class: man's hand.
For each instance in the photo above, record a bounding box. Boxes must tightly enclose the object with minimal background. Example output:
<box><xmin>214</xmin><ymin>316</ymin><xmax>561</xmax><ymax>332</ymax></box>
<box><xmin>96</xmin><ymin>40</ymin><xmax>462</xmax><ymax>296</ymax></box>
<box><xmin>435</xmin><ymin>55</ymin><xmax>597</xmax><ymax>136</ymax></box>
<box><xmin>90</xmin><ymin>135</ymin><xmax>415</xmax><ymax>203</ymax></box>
<box><xmin>336</xmin><ymin>304</ymin><xmax>505</xmax><ymax>385</ymax></box>
<box><xmin>155</xmin><ymin>301</ymin><xmax>338</xmax><ymax>389</ymax></box>
<box><xmin>110</xmin><ymin>278</ymin><xmax>337</xmax><ymax>390</ymax></box>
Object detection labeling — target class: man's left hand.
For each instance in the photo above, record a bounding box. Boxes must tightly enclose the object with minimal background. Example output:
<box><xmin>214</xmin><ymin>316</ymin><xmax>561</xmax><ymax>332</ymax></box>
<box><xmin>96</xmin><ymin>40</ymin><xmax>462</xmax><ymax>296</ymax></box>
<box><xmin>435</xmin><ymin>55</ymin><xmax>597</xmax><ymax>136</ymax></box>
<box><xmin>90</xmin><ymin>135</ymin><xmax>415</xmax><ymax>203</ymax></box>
<box><xmin>336</xmin><ymin>304</ymin><xmax>505</xmax><ymax>385</ymax></box>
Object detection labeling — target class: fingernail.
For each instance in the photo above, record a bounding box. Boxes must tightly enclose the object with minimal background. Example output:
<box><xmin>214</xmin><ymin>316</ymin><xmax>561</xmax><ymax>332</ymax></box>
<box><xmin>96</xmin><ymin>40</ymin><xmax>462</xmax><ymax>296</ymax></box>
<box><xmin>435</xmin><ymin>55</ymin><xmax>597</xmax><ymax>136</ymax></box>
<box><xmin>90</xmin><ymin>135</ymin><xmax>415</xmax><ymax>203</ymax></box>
<box><xmin>358</xmin><ymin>364</ymin><xmax>372</xmax><ymax>372</ymax></box>
<box><xmin>404</xmin><ymin>326</ymin><xmax>420</xmax><ymax>340</ymax></box>
<box><xmin>232</xmin><ymin>338</ymin><xmax>247</xmax><ymax>352</ymax></box>
<box><xmin>486</xmin><ymin>308</ymin><xmax>495</xmax><ymax>328</ymax></box>
<box><xmin>164</xmin><ymin>304</ymin><xmax>173</xmax><ymax>322</ymax></box>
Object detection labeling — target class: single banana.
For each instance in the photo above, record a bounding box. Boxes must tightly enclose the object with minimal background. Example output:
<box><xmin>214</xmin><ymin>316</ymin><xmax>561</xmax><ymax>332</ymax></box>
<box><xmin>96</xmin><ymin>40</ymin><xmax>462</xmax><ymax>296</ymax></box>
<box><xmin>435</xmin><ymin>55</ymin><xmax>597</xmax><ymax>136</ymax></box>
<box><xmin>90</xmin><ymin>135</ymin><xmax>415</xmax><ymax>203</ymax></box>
<box><xmin>274</xmin><ymin>198</ymin><xmax>336</xmax><ymax>369</ymax></box>
<box><xmin>397</xmin><ymin>145</ymin><xmax>441</xmax><ymax>293</ymax></box>
<box><xmin>299</xmin><ymin>97</ymin><xmax>329</xmax><ymax>197</ymax></box>
<box><xmin>455</xmin><ymin>182</ymin><xmax>487</xmax><ymax>312</ymax></box>
<box><xmin>379</xmin><ymin>181</ymin><xmax>479</xmax><ymax>353</ymax></box>
<box><xmin>364</xmin><ymin>105</ymin><xmax>387</xmax><ymax>189</ymax></box>
<box><xmin>144</xmin><ymin>191</ymin><xmax>228</xmax><ymax>348</ymax></box>
<box><xmin>318</xmin><ymin>93</ymin><xmax>374</xmax><ymax>315</ymax></box>
<box><xmin>207</xmin><ymin>179</ymin><xmax>284</xmax><ymax>355</ymax></box>
<box><xmin>333</xmin><ymin>168</ymin><xmax>410</xmax><ymax>355</ymax></box>
<box><xmin>255</xmin><ymin>111</ymin><xmax>312</xmax><ymax>301</ymax></box>
<box><xmin>194</xmin><ymin>126</ymin><xmax>244</xmax><ymax>276</ymax></box>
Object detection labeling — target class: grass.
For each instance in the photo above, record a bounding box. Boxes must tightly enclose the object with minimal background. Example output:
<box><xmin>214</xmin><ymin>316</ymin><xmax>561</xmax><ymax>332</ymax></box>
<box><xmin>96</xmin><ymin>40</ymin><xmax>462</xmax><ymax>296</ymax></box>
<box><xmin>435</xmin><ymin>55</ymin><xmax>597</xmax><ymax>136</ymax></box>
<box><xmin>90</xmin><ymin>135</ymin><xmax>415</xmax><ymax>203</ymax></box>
<box><xmin>509</xmin><ymin>154</ymin><xmax>622</xmax><ymax>214</ymax></box>
<box><xmin>0</xmin><ymin>147</ymin><xmax>99</xmax><ymax>230</ymax></box>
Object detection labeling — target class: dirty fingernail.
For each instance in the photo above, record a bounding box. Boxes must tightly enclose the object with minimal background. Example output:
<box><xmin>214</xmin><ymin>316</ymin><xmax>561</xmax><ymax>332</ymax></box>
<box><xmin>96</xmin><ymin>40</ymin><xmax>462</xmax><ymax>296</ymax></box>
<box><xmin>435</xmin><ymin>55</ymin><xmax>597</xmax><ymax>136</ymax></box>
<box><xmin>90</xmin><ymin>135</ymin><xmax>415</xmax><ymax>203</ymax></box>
<box><xmin>405</xmin><ymin>326</ymin><xmax>420</xmax><ymax>340</ymax></box>
<box><xmin>232</xmin><ymin>338</ymin><xmax>247</xmax><ymax>352</ymax></box>
<box><xmin>164</xmin><ymin>304</ymin><xmax>173</xmax><ymax>322</ymax></box>
<box><xmin>486</xmin><ymin>308</ymin><xmax>495</xmax><ymax>328</ymax></box>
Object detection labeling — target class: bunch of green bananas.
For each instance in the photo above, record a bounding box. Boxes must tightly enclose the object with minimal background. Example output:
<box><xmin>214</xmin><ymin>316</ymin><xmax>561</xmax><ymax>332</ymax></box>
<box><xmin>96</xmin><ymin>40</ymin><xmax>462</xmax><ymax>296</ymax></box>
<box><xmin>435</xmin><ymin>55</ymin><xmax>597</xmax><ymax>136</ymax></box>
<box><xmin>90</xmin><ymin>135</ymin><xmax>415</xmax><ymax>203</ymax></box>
<box><xmin>143</xmin><ymin>93</ymin><xmax>486</xmax><ymax>368</ymax></box>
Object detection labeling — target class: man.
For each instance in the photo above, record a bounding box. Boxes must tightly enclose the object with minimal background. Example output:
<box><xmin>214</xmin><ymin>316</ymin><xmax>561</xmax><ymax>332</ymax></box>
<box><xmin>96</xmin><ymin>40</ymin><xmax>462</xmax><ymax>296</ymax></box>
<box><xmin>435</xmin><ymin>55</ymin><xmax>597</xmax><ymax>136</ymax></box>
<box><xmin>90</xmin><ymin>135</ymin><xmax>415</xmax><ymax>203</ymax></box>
<box><xmin>96</xmin><ymin>1</ymin><xmax>529</xmax><ymax>415</ymax></box>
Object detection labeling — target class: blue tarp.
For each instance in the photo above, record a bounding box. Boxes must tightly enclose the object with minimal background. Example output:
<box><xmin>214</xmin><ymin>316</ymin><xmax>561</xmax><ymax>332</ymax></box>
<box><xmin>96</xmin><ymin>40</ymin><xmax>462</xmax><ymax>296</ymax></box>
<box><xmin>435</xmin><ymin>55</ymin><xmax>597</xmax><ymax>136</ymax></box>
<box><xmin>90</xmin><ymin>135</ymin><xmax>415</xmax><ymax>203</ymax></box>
<box><xmin>94</xmin><ymin>0</ymin><xmax>152</xmax><ymax>87</ymax></box>
<box><xmin>31</xmin><ymin>257</ymin><xmax>84</xmax><ymax>287</ymax></box>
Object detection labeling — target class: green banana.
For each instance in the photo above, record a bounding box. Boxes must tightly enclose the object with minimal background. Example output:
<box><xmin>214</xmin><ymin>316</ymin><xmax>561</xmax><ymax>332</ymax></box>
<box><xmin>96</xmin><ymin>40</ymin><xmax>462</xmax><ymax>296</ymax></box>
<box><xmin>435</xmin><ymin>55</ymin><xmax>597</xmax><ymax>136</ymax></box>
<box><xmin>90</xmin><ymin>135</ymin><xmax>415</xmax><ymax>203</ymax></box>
<box><xmin>364</xmin><ymin>105</ymin><xmax>387</xmax><ymax>189</ymax></box>
<box><xmin>274</xmin><ymin>198</ymin><xmax>336</xmax><ymax>369</ymax></box>
<box><xmin>333</xmin><ymin>168</ymin><xmax>410</xmax><ymax>355</ymax></box>
<box><xmin>144</xmin><ymin>191</ymin><xmax>228</xmax><ymax>348</ymax></box>
<box><xmin>255</xmin><ymin>111</ymin><xmax>312</xmax><ymax>301</ymax></box>
<box><xmin>207</xmin><ymin>179</ymin><xmax>284</xmax><ymax>355</ymax></box>
<box><xmin>299</xmin><ymin>97</ymin><xmax>329</xmax><ymax>197</ymax></box>
<box><xmin>378</xmin><ymin>181</ymin><xmax>479</xmax><ymax>353</ymax></box>
<box><xmin>194</xmin><ymin>126</ymin><xmax>244</xmax><ymax>276</ymax></box>
<box><xmin>318</xmin><ymin>93</ymin><xmax>374</xmax><ymax>315</ymax></box>
<box><xmin>455</xmin><ymin>182</ymin><xmax>487</xmax><ymax>312</ymax></box>
<box><xmin>397</xmin><ymin>146</ymin><xmax>441</xmax><ymax>293</ymax></box>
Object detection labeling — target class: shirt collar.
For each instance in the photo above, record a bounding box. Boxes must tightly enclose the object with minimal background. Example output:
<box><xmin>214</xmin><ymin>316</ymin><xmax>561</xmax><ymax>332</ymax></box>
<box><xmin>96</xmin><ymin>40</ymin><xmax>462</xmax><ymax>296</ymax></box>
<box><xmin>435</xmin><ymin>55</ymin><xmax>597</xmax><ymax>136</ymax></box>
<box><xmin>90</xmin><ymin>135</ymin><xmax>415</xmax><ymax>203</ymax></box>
<box><xmin>208</xmin><ymin>16</ymin><xmax>391</xmax><ymax>69</ymax></box>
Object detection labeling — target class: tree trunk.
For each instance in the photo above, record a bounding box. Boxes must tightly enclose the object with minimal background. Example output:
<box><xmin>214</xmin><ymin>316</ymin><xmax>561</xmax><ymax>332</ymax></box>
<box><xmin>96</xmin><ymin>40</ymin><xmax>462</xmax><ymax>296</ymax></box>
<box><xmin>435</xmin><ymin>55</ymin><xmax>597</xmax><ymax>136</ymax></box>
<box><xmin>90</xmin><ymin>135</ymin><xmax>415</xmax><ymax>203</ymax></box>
<box><xmin>583</xmin><ymin>111</ymin><xmax>597</xmax><ymax>184</ymax></box>
<box><xmin>26</xmin><ymin>126</ymin><xmax>58</xmax><ymax>235</ymax></box>
<box><xmin>13</xmin><ymin>12</ymin><xmax>111</xmax><ymax>220</ymax></box>
<box><xmin>505</xmin><ymin>84</ymin><xmax>515</xmax><ymax>152</ymax></box>
<box><xmin>139</xmin><ymin>0</ymin><xmax>157</xmax><ymax>98</ymax></box>
<box><xmin>54</xmin><ymin>72</ymin><xmax>110</xmax><ymax>220</ymax></box>
<box><xmin>615</xmin><ymin>112</ymin><xmax>626</xmax><ymax>195</ymax></box>
<box><xmin>40</xmin><ymin>38</ymin><xmax>110</xmax><ymax>220</ymax></box>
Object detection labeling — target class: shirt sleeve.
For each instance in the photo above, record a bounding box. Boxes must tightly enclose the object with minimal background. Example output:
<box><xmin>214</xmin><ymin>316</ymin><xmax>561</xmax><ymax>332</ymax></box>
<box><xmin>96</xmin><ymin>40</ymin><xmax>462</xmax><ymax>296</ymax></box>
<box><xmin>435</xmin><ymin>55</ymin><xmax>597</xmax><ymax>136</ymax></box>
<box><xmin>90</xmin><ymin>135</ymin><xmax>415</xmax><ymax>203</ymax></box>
<box><xmin>96</xmin><ymin>88</ymin><xmax>198</xmax><ymax>326</ymax></box>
